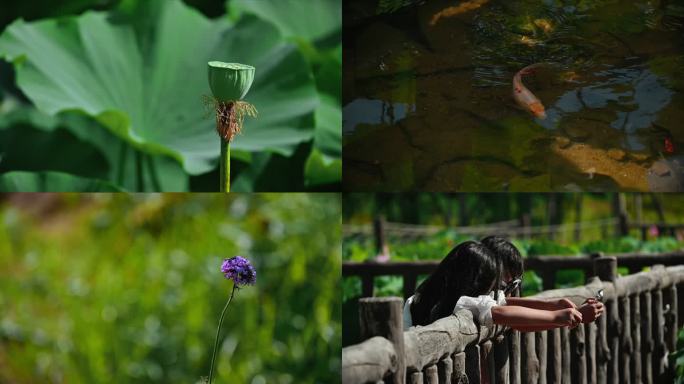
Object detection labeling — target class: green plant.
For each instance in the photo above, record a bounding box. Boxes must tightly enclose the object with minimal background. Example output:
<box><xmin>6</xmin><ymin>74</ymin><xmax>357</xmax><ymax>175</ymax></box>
<box><xmin>0</xmin><ymin>194</ymin><xmax>341</xmax><ymax>383</ymax></box>
<box><xmin>0</xmin><ymin>0</ymin><xmax>341</xmax><ymax>191</ymax></box>
<box><xmin>206</xmin><ymin>61</ymin><xmax>257</xmax><ymax>192</ymax></box>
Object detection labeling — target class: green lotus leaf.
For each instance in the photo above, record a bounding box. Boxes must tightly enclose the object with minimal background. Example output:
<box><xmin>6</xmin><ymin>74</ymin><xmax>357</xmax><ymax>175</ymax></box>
<box><xmin>0</xmin><ymin>171</ymin><xmax>123</xmax><ymax>192</ymax></box>
<box><xmin>0</xmin><ymin>101</ymin><xmax>188</xmax><ymax>191</ymax></box>
<box><xmin>229</xmin><ymin>0</ymin><xmax>341</xmax><ymax>42</ymax></box>
<box><xmin>0</xmin><ymin>0</ymin><xmax>319</xmax><ymax>175</ymax></box>
<box><xmin>305</xmin><ymin>94</ymin><xmax>341</xmax><ymax>186</ymax></box>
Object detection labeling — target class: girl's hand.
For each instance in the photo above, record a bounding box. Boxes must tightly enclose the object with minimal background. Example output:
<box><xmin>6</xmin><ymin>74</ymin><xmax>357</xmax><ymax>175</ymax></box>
<box><xmin>555</xmin><ymin>308</ymin><xmax>583</xmax><ymax>328</ymax></box>
<box><xmin>579</xmin><ymin>301</ymin><xmax>604</xmax><ymax>323</ymax></box>
<box><xmin>555</xmin><ymin>298</ymin><xmax>577</xmax><ymax>310</ymax></box>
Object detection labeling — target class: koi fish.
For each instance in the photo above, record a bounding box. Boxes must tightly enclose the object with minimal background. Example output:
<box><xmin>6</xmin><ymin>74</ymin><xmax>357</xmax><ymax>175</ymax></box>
<box><xmin>665</xmin><ymin>136</ymin><xmax>675</xmax><ymax>154</ymax></box>
<box><xmin>513</xmin><ymin>64</ymin><xmax>546</xmax><ymax>119</ymax></box>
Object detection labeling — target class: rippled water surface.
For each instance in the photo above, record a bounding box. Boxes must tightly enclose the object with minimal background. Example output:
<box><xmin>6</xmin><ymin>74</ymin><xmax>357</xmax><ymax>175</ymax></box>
<box><xmin>343</xmin><ymin>0</ymin><xmax>684</xmax><ymax>191</ymax></box>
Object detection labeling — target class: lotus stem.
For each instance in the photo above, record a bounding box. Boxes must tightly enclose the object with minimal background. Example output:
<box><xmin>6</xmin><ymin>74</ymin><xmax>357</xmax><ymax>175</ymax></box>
<box><xmin>220</xmin><ymin>139</ymin><xmax>230</xmax><ymax>192</ymax></box>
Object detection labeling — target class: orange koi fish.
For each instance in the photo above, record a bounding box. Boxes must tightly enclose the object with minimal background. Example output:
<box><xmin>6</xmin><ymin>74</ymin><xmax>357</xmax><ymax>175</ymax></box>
<box><xmin>513</xmin><ymin>64</ymin><xmax>546</xmax><ymax>119</ymax></box>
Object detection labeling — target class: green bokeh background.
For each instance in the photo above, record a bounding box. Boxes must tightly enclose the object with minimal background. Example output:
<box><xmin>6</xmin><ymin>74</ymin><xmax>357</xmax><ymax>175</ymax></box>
<box><xmin>0</xmin><ymin>193</ymin><xmax>341</xmax><ymax>383</ymax></box>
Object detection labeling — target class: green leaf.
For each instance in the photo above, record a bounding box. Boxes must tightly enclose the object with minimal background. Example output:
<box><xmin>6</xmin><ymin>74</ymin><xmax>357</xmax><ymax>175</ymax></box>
<box><xmin>0</xmin><ymin>0</ymin><xmax>318</xmax><ymax>176</ymax></box>
<box><xmin>228</xmin><ymin>0</ymin><xmax>341</xmax><ymax>42</ymax></box>
<box><xmin>312</xmin><ymin>82</ymin><xmax>341</xmax><ymax>159</ymax></box>
<box><xmin>305</xmin><ymin>94</ymin><xmax>341</xmax><ymax>186</ymax></box>
<box><xmin>304</xmin><ymin>147</ymin><xmax>341</xmax><ymax>186</ymax></box>
<box><xmin>231</xmin><ymin>152</ymin><xmax>272</xmax><ymax>192</ymax></box>
<box><xmin>0</xmin><ymin>102</ymin><xmax>188</xmax><ymax>191</ymax></box>
<box><xmin>0</xmin><ymin>171</ymin><xmax>123</xmax><ymax>192</ymax></box>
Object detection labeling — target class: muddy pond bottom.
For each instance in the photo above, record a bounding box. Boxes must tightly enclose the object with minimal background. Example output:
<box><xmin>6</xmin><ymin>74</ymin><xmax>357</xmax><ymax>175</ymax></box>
<box><xmin>343</xmin><ymin>0</ymin><xmax>684</xmax><ymax>191</ymax></box>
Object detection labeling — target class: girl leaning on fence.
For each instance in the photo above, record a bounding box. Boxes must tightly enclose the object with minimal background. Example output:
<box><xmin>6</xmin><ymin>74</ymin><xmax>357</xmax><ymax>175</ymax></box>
<box><xmin>402</xmin><ymin>238</ymin><xmax>604</xmax><ymax>331</ymax></box>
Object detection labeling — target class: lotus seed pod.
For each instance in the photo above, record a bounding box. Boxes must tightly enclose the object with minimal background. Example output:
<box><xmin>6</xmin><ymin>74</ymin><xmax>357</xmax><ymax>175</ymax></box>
<box><xmin>207</xmin><ymin>61</ymin><xmax>255</xmax><ymax>101</ymax></box>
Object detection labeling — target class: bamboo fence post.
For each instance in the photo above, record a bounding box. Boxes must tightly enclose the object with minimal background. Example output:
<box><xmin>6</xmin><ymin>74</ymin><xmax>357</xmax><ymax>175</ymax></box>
<box><xmin>359</xmin><ymin>297</ymin><xmax>405</xmax><ymax>384</ymax></box>
<box><xmin>548</xmin><ymin>328</ymin><xmax>562</xmax><ymax>384</ymax></box>
<box><xmin>453</xmin><ymin>352</ymin><xmax>468</xmax><ymax>384</ymax></box>
<box><xmin>403</xmin><ymin>272</ymin><xmax>417</xmax><ymax>300</ymax></box>
<box><xmin>631</xmin><ymin>294</ymin><xmax>642</xmax><ymax>384</ymax></box>
<box><xmin>586</xmin><ymin>322</ymin><xmax>597</xmax><ymax>384</ymax></box>
<box><xmin>481</xmin><ymin>340</ymin><xmax>495</xmax><ymax>384</ymax></box>
<box><xmin>596</xmin><ymin>306</ymin><xmax>609</xmax><ymax>384</ymax></box>
<box><xmin>571</xmin><ymin>324</ymin><xmax>587</xmax><ymax>384</ymax></box>
<box><xmin>425</xmin><ymin>364</ymin><xmax>438</xmax><ymax>384</ymax></box>
<box><xmin>536</xmin><ymin>331</ymin><xmax>548</xmax><ymax>384</ymax></box>
<box><xmin>594</xmin><ymin>257</ymin><xmax>616</xmax><ymax>384</ymax></box>
<box><xmin>561</xmin><ymin>327</ymin><xmax>571</xmax><ymax>384</ymax></box>
<box><xmin>465</xmin><ymin>345</ymin><xmax>481</xmax><ymax>384</ymax></box>
<box><xmin>678</xmin><ymin>282</ymin><xmax>684</xmax><ymax>329</ymax></box>
<box><xmin>510</xmin><ymin>287</ymin><xmax>522</xmax><ymax>384</ymax></box>
<box><xmin>362</xmin><ymin>273</ymin><xmax>374</xmax><ymax>298</ymax></box>
<box><xmin>493</xmin><ymin>335</ymin><xmax>510</xmax><ymax>384</ymax></box>
<box><xmin>652</xmin><ymin>266</ymin><xmax>668</xmax><ymax>381</ymax></box>
<box><xmin>522</xmin><ymin>332</ymin><xmax>539</xmax><ymax>384</ymax></box>
<box><xmin>641</xmin><ymin>290</ymin><xmax>653</xmax><ymax>384</ymax></box>
<box><xmin>619</xmin><ymin>293</ymin><xmax>632</xmax><ymax>384</ymax></box>
<box><xmin>664</xmin><ymin>284</ymin><xmax>678</xmax><ymax>354</ymax></box>
<box><xmin>409</xmin><ymin>371</ymin><xmax>423</xmax><ymax>384</ymax></box>
<box><xmin>373</xmin><ymin>216</ymin><xmax>387</xmax><ymax>257</ymax></box>
<box><xmin>439</xmin><ymin>355</ymin><xmax>453</xmax><ymax>384</ymax></box>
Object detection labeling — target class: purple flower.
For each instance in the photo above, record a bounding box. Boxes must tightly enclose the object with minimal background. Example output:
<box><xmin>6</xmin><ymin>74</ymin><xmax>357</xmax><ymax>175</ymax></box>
<box><xmin>220</xmin><ymin>256</ymin><xmax>256</xmax><ymax>286</ymax></box>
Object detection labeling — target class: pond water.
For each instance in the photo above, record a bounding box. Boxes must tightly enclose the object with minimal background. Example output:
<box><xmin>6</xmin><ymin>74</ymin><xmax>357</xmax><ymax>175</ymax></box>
<box><xmin>343</xmin><ymin>0</ymin><xmax>684</xmax><ymax>191</ymax></box>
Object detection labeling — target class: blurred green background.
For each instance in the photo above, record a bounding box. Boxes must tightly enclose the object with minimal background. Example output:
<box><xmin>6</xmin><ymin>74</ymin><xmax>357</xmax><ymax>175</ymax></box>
<box><xmin>0</xmin><ymin>193</ymin><xmax>341</xmax><ymax>383</ymax></box>
<box><xmin>0</xmin><ymin>0</ymin><xmax>341</xmax><ymax>192</ymax></box>
<box><xmin>343</xmin><ymin>193</ymin><xmax>684</xmax><ymax>300</ymax></box>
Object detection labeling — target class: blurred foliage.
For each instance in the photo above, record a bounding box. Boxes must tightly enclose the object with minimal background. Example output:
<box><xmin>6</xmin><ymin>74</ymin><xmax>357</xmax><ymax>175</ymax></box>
<box><xmin>675</xmin><ymin>327</ymin><xmax>684</xmax><ymax>383</ymax></box>
<box><xmin>344</xmin><ymin>193</ymin><xmax>684</xmax><ymax>243</ymax></box>
<box><xmin>0</xmin><ymin>0</ymin><xmax>341</xmax><ymax>192</ymax></box>
<box><xmin>0</xmin><ymin>193</ymin><xmax>341</xmax><ymax>383</ymax></box>
<box><xmin>342</xmin><ymin>233</ymin><xmax>684</xmax><ymax>302</ymax></box>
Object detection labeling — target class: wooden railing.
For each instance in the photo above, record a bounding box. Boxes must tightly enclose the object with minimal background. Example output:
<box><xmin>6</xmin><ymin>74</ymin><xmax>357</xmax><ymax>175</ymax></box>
<box><xmin>342</xmin><ymin>257</ymin><xmax>684</xmax><ymax>384</ymax></box>
<box><xmin>342</xmin><ymin>251</ymin><xmax>684</xmax><ymax>299</ymax></box>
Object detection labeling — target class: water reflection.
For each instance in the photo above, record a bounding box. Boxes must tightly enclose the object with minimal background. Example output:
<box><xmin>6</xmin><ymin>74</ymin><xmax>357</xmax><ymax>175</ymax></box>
<box><xmin>548</xmin><ymin>65</ymin><xmax>674</xmax><ymax>151</ymax></box>
<box><xmin>343</xmin><ymin>98</ymin><xmax>415</xmax><ymax>135</ymax></box>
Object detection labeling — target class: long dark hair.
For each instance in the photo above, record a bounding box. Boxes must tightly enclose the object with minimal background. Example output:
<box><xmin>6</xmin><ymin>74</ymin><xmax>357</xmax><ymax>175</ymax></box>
<box><xmin>410</xmin><ymin>241</ymin><xmax>500</xmax><ymax>326</ymax></box>
<box><xmin>481</xmin><ymin>236</ymin><xmax>524</xmax><ymax>279</ymax></box>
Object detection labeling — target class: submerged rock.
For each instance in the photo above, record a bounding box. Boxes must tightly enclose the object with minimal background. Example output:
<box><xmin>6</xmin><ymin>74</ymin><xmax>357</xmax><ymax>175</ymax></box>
<box><xmin>550</xmin><ymin>137</ymin><xmax>649</xmax><ymax>190</ymax></box>
<box><xmin>647</xmin><ymin>157</ymin><xmax>684</xmax><ymax>192</ymax></box>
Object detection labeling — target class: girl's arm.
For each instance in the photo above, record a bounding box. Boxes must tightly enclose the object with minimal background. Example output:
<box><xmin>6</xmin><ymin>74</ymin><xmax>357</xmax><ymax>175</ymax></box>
<box><xmin>491</xmin><ymin>305</ymin><xmax>582</xmax><ymax>329</ymax></box>
<box><xmin>505</xmin><ymin>297</ymin><xmax>576</xmax><ymax>311</ymax></box>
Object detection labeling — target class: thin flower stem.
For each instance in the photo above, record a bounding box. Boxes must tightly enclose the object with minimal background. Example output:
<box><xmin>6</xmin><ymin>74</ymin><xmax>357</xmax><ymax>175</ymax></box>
<box><xmin>208</xmin><ymin>284</ymin><xmax>237</xmax><ymax>384</ymax></box>
<box><xmin>220</xmin><ymin>139</ymin><xmax>230</xmax><ymax>193</ymax></box>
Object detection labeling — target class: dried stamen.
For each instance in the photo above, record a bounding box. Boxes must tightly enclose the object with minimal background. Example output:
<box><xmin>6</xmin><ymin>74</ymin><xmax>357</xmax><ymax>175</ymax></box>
<box><xmin>203</xmin><ymin>96</ymin><xmax>257</xmax><ymax>142</ymax></box>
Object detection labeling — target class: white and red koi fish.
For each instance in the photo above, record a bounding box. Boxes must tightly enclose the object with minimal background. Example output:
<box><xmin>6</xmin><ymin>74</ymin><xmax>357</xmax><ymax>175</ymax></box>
<box><xmin>512</xmin><ymin>64</ymin><xmax>546</xmax><ymax>119</ymax></box>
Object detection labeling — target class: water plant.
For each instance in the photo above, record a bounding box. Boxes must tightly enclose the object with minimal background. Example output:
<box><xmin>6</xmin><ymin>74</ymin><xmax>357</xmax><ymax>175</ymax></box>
<box><xmin>206</xmin><ymin>256</ymin><xmax>257</xmax><ymax>384</ymax></box>
<box><xmin>207</xmin><ymin>62</ymin><xmax>258</xmax><ymax>192</ymax></box>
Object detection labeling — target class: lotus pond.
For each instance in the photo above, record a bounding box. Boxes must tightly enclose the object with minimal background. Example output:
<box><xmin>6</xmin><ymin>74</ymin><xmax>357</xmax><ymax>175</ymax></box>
<box><xmin>343</xmin><ymin>0</ymin><xmax>684</xmax><ymax>191</ymax></box>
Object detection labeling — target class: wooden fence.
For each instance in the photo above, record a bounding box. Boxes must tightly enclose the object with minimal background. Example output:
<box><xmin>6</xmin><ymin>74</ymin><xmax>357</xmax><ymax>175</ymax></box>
<box><xmin>342</xmin><ymin>257</ymin><xmax>684</xmax><ymax>384</ymax></box>
<box><xmin>342</xmin><ymin>251</ymin><xmax>684</xmax><ymax>299</ymax></box>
